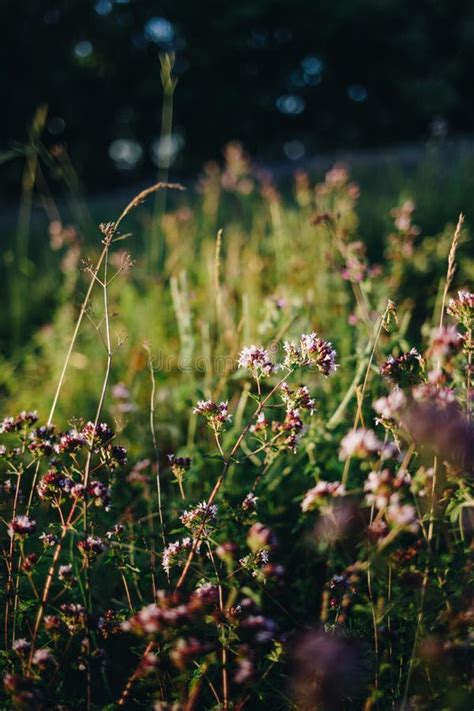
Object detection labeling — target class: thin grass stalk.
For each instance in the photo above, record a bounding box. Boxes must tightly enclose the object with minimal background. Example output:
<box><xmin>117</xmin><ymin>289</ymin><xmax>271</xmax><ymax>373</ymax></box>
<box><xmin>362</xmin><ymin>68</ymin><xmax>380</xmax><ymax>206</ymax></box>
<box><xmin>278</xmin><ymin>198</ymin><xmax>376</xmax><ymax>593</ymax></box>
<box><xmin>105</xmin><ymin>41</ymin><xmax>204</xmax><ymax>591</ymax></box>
<box><xmin>467</xmin><ymin>326</ymin><xmax>472</xmax><ymax>421</ymax></box>
<box><xmin>144</xmin><ymin>344</ymin><xmax>167</xmax><ymax>556</ymax></box>
<box><xmin>4</xmin><ymin>461</ymin><xmax>25</xmax><ymax>647</ymax></box>
<box><xmin>12</xmin><ymin>105</ymin><xmax>48</xmax><ymax>344</ymax></box>
<box><xmin>214</xmin><ymin>228</ymin><xmax>224</xmax><ymax>342</ymax></box>
<box><xmin>117</xmin><ymin>640</ymin><xmax>156</xmax><ymax>706</ymax></box>
<box><xmin>341</xmin><ymin>300</ymin><xmax>395</xmax><ymax>486</ymax></box>
<box><xmin>80</xmin><ymin>227</ymin><xmax>114</xmax><ymax>711</ymax></box>
<box><xmin>149</xmin><ymin>53</ymin><xmax>178</xmax><ymax>269</ymax></box>
<box><xmin>25</xmin><ymin>184</ymin><xmax>183</xmax><ymax>514</ymax></box>
<box><xmin>438</xmin><ymin>213</ymin><xmax>464</xmax><ymax>329</ymax></box>
<box><xmin>15</xmin><ymin>105</ymin><xmax>48</xmax><ymax>265</ymax></box>
<box><xmin>400</xmin><ymin>457</ymin><xmax>438</xmax><ymax>710</ymax></box>
<box><xmin>206</xmin><ymin>542</ymin><xmax>229</xmax><ymax>710</ymax></box>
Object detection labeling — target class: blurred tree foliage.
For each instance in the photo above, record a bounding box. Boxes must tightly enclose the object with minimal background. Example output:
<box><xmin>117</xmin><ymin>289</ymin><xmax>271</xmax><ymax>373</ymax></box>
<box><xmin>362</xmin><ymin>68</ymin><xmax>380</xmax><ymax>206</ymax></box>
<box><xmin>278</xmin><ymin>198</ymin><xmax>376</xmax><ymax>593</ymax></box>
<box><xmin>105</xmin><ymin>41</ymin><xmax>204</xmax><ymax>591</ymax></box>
<box><xmin>1</xmin><ymin>0</ymin><xmax>474</xmax><ymax>191</ymax></box>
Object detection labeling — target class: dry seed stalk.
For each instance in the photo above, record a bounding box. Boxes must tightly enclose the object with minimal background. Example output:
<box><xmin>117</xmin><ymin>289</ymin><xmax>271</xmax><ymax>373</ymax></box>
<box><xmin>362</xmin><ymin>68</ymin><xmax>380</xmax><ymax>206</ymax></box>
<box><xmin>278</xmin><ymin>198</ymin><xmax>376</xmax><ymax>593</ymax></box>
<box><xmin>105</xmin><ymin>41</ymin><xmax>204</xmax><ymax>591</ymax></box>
<box><xmin>439</xmin><ymin>212</ymin><xmax>464</xmax><ymax>329</ymax></box>
<box><xmin>24</xmin><ymin>183</ymin><xmax>183</xmax><ymax>676</ymax></box>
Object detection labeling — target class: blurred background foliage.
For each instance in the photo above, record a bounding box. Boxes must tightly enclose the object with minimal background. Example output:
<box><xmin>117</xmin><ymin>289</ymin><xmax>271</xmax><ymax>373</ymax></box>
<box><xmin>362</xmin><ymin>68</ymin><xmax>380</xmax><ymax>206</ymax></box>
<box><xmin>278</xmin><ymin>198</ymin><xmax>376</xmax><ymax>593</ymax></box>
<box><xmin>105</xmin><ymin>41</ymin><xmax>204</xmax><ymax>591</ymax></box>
<box><xmin>2</xmin><ymin>0</ymin><xmax>474</xmax><ymax>193</ymax></box>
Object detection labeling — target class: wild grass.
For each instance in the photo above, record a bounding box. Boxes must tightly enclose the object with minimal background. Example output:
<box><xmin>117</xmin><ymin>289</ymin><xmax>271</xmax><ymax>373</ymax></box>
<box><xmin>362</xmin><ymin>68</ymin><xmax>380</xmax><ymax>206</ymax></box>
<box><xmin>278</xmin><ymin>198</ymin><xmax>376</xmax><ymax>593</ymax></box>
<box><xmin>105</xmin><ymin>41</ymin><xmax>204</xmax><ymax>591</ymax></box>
<box><xmin>0</xmin><ymin>144</ymin><xmax>473</xmax><ymax>710</ymax></box>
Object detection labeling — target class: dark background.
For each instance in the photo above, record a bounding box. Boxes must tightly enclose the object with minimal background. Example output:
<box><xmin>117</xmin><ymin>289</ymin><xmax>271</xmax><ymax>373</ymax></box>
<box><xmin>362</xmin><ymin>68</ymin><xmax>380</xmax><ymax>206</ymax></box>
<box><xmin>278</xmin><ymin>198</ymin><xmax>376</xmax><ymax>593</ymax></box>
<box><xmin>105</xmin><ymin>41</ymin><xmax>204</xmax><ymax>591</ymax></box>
<box><xmin>2</xmin><ymin>0</ymin><xmax>474</xmax><ymax>193</ymax></box>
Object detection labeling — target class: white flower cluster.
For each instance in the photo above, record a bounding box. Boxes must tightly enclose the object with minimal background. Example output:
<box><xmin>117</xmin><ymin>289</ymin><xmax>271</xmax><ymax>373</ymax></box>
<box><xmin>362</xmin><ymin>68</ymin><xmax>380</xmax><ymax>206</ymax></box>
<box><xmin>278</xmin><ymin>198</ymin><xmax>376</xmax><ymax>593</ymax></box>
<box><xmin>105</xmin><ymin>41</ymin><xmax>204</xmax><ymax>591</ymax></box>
<box><xmin>238</xmin><ymin>346</ymin><xmax>275</xmax><ymax>378</ymax></box>
<box><xmin>301</xmin><ymin>480</ymin><xmax>346</xmax><ymax>512</ymax></box>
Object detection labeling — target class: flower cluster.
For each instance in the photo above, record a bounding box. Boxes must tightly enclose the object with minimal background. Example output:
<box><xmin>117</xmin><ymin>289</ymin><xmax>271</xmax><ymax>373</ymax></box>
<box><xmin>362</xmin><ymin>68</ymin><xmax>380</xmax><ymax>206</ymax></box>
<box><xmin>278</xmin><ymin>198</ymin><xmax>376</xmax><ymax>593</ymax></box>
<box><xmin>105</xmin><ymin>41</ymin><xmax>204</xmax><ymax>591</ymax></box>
<box><xmin>5</xmin><ymin>420</ymin><xmax>127</xmax><ymax>483</ymax></box>
<box><xmin>326</xmin><ymin>567</ymin><xmax>360</xmax><ymax>624</ymax></box>
<box><xmin>391</xmin><ymin>199</ymin><xmax>419</xmax><ymax>236</ymax></box>
<box><xmin>122</xmin><ymin>586</ymin><xmax>219</xmax><ymax>638</ymax></box>
<box><xmin>193</xmin><ymin>400</ymin><xmax>232</xmax><ymax>432</ymax></box>
<box><xmin>250</xmin><ymin>411</ymin><xmax>268</xmax><ymax>434</ymax></box>
<box><xmin>242</xmin><ymin>492</ymin><xmax>258</xmax><ymax>510</ymax></box>
<box><xmin>364</xmin><ymin>469</ymin><xmax>411</xmax><ymax>510</ymax></box>
<box><xmin>248</xmin><ymin>383</ymin><xmax>317</xmax><ymax>455</ymax></box>
<box><xmin>31</xmin><ymin>648</ymin><xmax>55</xmax><ymax>669</ymax></box>
<box><xmin>386</xmin><ymin>495</ymin><xmax>418</xmax><ymax>533</ymax></box>
<box><xmin>162</xmin><ymin>537</ymin><xmax>196</xmax><ymax>575</ymax></box>
<box><xmin>411</xmin><ymin>383</ymin><xmax>457</xmax><ymax>406</ymax></box>
<box><xmin>37</xmin><ymin>470</ymin><xmax>112</xmax><ymax>510</ymax></box>
<box><xmin>170</xmin><ymin>637</ymin><xmax>213</xmax><ymax>669</ymax></box>
<box><xmin>447</xmin><ymin>290</ymin><xmax>474</xmax><ymax>328</ymax></box>
<box><xmin>385</xmin><ymin>199</ymin><xmax>420</xmax><ymax>265</ymax></box>
<box><xmin>180</xmin><ymin>501</ymin><xmax>218</xmax><ymax>531</ymax></box>
<box><xmin>283</xmin><ymin>332</ymin><xmax>338</xmax><ymax>375</ymax></box>
<box><xmin>363</xmin><ymin>469</ymin><xmax>418</xmax><ymax>534</ymax></box>
<box><xmin>401</xmin><ymin>384</ymin><xmax>472</xmax><ymax>472</ymax></box>
<box><xmin>167</xmin><ymin>454</ymin><xmax>192</xmax><ymax>472</ymax></box>
<box><xmin>238</xmin><ymin>346</ymin><xmax>275</xmax><ymax>378</ymax></box>
<box><xmin>168</xmin><ymin>454</ymin><xmax>192</xmax><ymax>496</ymax></box>
<box><xmin>280</xmin><ymin>383</ymin><xmax>315</xmax><ymax>414</ymax></box>
<box><xmin>429</xmin><ymin>325</ymin><xmax>463</xmax><ymax>361</ymax></box>
<box><xmin>59</xmin><ymin>603</ymin><xmax>88</xmax><ymax>633</ymax></box>
<box><xmin>339</xmin><ymin>428</ymin><xmax>382</xmax><ymax>460</ymax></box>
<box><xmin>8</xmin><ymin>515</ymin><xmax>36</xmax><ymax>538</ymax></box>
<box><xmin>232</xmin><ymin>596</ymin><xmax>280</xmax><ymax>645</ymax></box>
<box><xmin>301</xmin><ymin>480</ymin><xmax>346</xmax><ymax>512</ymax></box>
<box><xmin>373</xmin><ymin>387</ymin><xmax>407</xmax><ymax>422</ymax></box>
<box><xmin>3</xmin><ymin>674</ymin><xmax>43</xmax><ymax>707</ymax></box>
<box><xmin>88</xmin><ymin>480</ymin><xmax>111</xmax><ymax>509</ymax></box>
<box><xmin>300</xmin><ymin>332</ymin><xmax>338</xmax><ymax>375</ymax></box>
<box><xmin>28</xmin><ymin>425</ymin><xmax>56</xmax><ymax>457</ymax></box>
<box><xmin>271</xmin><ymin>408</ymin><xmax>304</xmax><ymax>452</ymax></box>
<box><xmin>77</xmin><ymin>536</ymin><xmax>107</xmax><ymax>559</ymax></box>
<box><xmin>246</xmin><ymin>522</ymin><xmax>277</xmax><ymax>553</ymax></box>
<box><xmin>122</xmin><ymin>601</ymin><xmax>187</xmax><ymax>636</ymax></box>
<box><xmin>58</xmin><ymin>564</ymin><xmax>74</xmax><ymax>583</ymax></box>
<box><xmin>380</xmin><ymin>348</ymin><xmax>425</xmax><ymax>387</ymax></box>
<box><xmin>56</xmin><ymin>428</ymin><xmax>86</xmax><ymax>453</ymax></box>
<box><xmin>40</xmin><ymin>532</ymin><xmax>59</xmax><ymax>548</ymax></box>
<box><xmin>12</xmin><ymin>638</ymin><xmax>31</xmax><ymax>656</ymax></box>
<box><xmin>37</xmin><ymin>469</ymin><xmax>71</xmax><ymax>501</ymax></box>
<box><xmin>107</xmin><ymin>444</ymin><xmax>128</xmax><ymax>470</ymax></box>
<box><xmin>82</xmin><ymin>421</ymin><xmax>114</xmax><ymax>446</ymax></box>
<box><xmin>0</xmin><ymin>411</ymin><xmax>38</xmax><ymax>434</ymax></box>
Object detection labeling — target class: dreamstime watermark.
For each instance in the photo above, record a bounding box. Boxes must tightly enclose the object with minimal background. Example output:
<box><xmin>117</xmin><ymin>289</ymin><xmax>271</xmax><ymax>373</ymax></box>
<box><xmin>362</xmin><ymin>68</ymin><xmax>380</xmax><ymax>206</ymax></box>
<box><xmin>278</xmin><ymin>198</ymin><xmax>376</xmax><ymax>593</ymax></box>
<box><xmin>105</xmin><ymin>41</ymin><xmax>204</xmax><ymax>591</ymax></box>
<box><xmin>148</xmin><ymin>340</ymin><xmax>284</xmax><ymax>374</ymax></box>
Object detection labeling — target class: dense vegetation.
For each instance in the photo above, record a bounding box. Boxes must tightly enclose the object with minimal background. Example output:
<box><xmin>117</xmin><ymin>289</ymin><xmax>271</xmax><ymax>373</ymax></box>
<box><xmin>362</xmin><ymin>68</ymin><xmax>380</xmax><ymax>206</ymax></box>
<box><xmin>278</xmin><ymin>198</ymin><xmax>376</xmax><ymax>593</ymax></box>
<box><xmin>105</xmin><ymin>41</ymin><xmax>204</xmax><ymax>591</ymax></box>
<box><xmin>0</xmin><ymin>144</ymin><xmax>473</xmax><ymax>709</ymax></box>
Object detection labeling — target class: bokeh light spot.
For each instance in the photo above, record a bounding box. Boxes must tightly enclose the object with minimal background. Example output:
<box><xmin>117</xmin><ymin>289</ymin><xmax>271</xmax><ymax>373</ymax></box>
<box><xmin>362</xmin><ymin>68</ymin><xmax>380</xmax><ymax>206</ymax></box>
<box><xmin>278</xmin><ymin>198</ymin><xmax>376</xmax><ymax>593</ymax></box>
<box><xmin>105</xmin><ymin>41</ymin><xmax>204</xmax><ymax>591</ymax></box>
<box><xmin>284</xmin><ymin>140</ymin><xmax>306</xmax><ymax>160</ymax></box>
<box><xmin>302</xmin><ymin>56</ymin><xmax>323</xmax><ymax>75</ymax></box>
<box><xmin>144</xmin><ymin>17</ymin><xmax>175</xmax><ymax>46</ymax></box>
<box><xmin>73</xmin><ymin>40</ymin><xmax>93</xmax><ymax>60</ymax></box>
<box><xmin>276</xmin><ymin>95</ymin><xmax>306</xmax><ymax>116</ymax></box>
<box><xmin>151</xmin><ymin>133</ymin><xmax>184</xmax><ymax>167</ymax></box>
<box><xmin>108</xmin><ymin>138</ymin><xmax>143</xmax><ymax>170</ymax></box>
<box><xmin>47</xmin><ymin>117</ymin><xmax>66</xmax><ymax>136</ymax></box>
<box><xmin>95</xmin><ymin>0</ymin><xmax>112</xmax><ymax>16</ymax></box>
<box><xmin>347</xmin><ymin>85</ymin><xmax>368</xmax><ymax>102</ymax></box>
